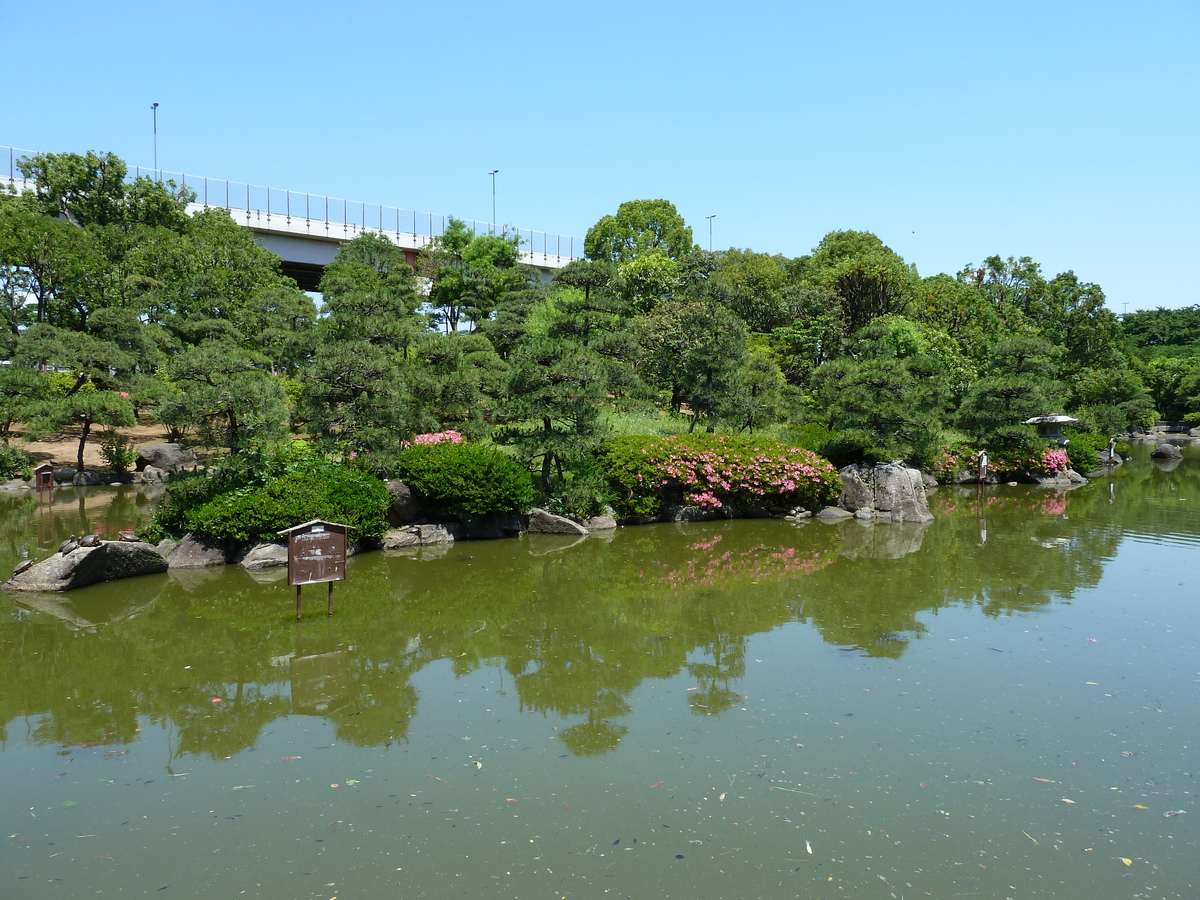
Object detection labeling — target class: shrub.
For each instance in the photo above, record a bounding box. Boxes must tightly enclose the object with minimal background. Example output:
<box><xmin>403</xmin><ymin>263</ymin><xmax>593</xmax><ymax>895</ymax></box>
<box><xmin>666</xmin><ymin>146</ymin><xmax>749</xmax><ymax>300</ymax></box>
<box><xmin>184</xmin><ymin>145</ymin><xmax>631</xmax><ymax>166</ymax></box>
<box><xmin>144</xmin><ymin>441</ymin><xmax>392</xmax><ymax>542</ymax></box>
<box><xmin>0</xmin><ymin>444</ymin><xmax>32</xmax><ymax>480</ymax></box>
<box><xmin>184</xmin><ymin>464</ymin><xmax>391</xmax><ymax>542</ymax></box>
<box><xmin>605</xmin><ymin>433</ymin><xmax>841</xmax><ymax>519</ymax></box>
<box><xmin>1064</xmin><ymin>432</ymin><xmax>1107</xmax><ymax>473</ymax></box>
<box><xmin>99</xmin><ymin>429</ymin><xmax>136</xmax><ymax>474</ymax></box>
<box><xmin>393</xmin><ymin>442</ymin><xmax>536</xmax><ymax>518</ymax></box>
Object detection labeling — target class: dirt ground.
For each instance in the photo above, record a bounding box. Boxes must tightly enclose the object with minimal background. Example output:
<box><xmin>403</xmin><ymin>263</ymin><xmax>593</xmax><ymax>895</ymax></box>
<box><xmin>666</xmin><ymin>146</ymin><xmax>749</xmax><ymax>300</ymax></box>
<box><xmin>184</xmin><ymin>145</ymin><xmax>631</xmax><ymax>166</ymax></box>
<box><xmin>16</xmin><ymin>423</ymin><xmax>181</xmax><ymax>471</ymax></box>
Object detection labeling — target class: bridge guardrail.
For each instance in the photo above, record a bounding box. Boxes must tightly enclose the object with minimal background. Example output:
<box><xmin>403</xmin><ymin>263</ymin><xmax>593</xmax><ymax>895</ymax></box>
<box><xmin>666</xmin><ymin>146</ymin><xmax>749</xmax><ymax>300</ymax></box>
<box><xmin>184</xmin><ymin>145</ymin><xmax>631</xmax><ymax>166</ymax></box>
<box><xmin>4</xmin><ymin>146</ymin><xmax>583</xmax><ymax>264</ymax></box>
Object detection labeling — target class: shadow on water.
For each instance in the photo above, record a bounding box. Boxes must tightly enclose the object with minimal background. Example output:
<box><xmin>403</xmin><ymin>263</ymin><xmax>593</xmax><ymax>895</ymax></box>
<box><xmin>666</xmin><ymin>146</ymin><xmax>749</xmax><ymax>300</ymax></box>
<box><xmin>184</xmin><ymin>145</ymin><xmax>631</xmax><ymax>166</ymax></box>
<box><xmin>1</xmin><ymin>444</ymin><xmax>1197</xmax><ymax>759</ymax></box>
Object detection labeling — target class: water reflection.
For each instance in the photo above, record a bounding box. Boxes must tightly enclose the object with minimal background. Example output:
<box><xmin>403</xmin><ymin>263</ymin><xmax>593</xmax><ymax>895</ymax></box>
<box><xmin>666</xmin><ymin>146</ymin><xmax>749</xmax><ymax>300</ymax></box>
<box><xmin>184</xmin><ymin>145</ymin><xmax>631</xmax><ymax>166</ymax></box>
<box><xmin>1</xmin><ymin>446</ymin><xmax>1197</xmax><ymax>761</ymax></box>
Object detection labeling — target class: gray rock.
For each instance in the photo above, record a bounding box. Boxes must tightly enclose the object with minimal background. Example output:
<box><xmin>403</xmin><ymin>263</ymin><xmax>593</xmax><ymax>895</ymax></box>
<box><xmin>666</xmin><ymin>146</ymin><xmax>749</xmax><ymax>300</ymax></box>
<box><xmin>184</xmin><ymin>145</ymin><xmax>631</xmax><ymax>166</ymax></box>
<box><xmin>235</xmin><ymin>540</ymin><xmax>289</xmax><ymax>569</ymax></box>
<box><xmin>1150</xmin><ymin>443</ymin><xmax>1183</xmax><ymax>459</ymax></box>
<box><xmin>414</xmin><ymin>524</ymin><xmax>456</xmax><ymax>544</ymax></box>
<box><xmin>155</xmin><ymin>537</ymin><xmax>179</xmax><ymax>557</ymax></box>
<box><xmin>136</xmin><ymin>442</ymin><xmax>198</xmax><ymax>472</ymax></box>
<box><xmin>816</xmin><ymin>506</ymin><xmax>854</xmax><ymax>521</ymax></box>
<box><xmin>54</xmin><ymin>468</ymin><xmax>76</xmax><ymax>484</ymax></box>
<box><xmin>385</xmin><ymin>479</ymin><xmax>421</xmax><ymax>526</ymax></box>
<box><xmin>1</xmin><ymin>478</ymin><xmax>30</xmax><ymax>491</ymax></box>
<box><xmin>167</xmin><ymin>532</ymin><xmax>238</xmax><ymax>569</ymax></box>
<box><xmin>135</xmin><ymin>465</ymin><xmax>167</xmax><ymax>484</ymax></box>
<box><xmin>382</xmin><ymin>529</ymin><xmax>421</xmax><ymax>550</ymax></box>
<box><xmin>4</xmin><ymin>540</ymin><xmax>167</xmax><ymax>592</ymax></box>
<box><xmin>527</xmin><ymin>508</ymin><xmax>589</xmax><ymax>535</ymax></box>
<box><xmin>839</xmin><ymin>461</ymin><xmax>934</xmax><ymax>524</ymax></box>
<box><xmin>72</xmin><ymin>471</ymin><xmax>104</xmax><ymax>486</ymax></box>
<box><xmin>584</xmin><ymin>514</ymin><xmax>618</xmax><ymax>532</ymax></box>
<box><xmin>854</xmin><ymin>507</ymin><xmax>875</xmax><ymax>520</ymax></box>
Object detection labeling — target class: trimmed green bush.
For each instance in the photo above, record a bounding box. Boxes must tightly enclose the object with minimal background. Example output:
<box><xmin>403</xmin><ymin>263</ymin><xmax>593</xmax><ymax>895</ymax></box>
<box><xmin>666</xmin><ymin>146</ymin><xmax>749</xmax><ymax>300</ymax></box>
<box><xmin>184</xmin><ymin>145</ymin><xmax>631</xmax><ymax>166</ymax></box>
<box><xmin>605</xmin><ymin>433</ymin><xmax>841</xmax><ymax>519</ymax></box>
<box><xmin>1065</xmin><ymin>432</ymin><xmax>1107</xmax><ymax>473</ymax></box>
<box><xmin>393</xmin><ymin>442</ymin><xmax>536</xmax><ymax>518</ymax></box>
<box><xmin>143</xmin><ymin>441</ymin><xmax>392</xmax><ymax>543</ymax></box>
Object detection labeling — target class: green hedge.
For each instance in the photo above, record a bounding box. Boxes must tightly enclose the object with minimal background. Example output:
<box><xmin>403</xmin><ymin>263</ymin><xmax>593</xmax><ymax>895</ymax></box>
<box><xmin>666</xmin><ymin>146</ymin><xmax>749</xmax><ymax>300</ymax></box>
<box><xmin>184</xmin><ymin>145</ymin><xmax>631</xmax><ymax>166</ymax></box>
<box><xmin>605</xmin><ymin>433</ymin><xmax>841</xmax><ymax>519</ymax></box>
<box><xmin>142</xmin><ymin>442</ymin><xmax>391</xmax><ymax>543</ymax></box>
<box><xmin>393</xmin><ymin>442</ymin><xmax>536</xmax><ymax>518</ymax></box>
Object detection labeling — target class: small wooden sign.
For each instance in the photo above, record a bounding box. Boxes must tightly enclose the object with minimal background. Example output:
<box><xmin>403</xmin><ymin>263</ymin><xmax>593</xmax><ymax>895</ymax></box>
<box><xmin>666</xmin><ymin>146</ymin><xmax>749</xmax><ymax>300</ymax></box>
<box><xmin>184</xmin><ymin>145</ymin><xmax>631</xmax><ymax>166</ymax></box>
<box><xmin>34</xmin><ymin>463</ymin><xmax>55</xmax><ymax>493</ymax></box>
<box><xmin>278</xmin><ymin>520</ymin><xmax>353</xmax><ymax>619</ymax></box>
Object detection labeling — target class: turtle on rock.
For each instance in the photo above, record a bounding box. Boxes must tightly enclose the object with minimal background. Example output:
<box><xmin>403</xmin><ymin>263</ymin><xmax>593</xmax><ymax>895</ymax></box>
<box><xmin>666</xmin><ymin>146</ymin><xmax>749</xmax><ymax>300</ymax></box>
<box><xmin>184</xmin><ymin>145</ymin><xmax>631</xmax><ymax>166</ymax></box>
<box><xmin>78</xmin><ymin>534</ymin><xmax>102</xmax><ymax>548</ymax></box>
<box><xmin>12</xmin><ymin>558</ymin><xmax>34</xmax><ymax>575</ymax></box>
<box><xmin>58</xmin><ymin>536</ymin><xmax>79</xmax><ymax>555</ymax></box>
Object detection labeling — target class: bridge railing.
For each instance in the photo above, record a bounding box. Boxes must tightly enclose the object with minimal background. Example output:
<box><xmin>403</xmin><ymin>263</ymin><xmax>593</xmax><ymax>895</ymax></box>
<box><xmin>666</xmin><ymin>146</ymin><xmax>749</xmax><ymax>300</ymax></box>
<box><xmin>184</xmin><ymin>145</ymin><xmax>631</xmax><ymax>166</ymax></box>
<box><xmin>4</xmin><ymin>146</ymin><xmax>583</xmax><ymax>263</ymax></box>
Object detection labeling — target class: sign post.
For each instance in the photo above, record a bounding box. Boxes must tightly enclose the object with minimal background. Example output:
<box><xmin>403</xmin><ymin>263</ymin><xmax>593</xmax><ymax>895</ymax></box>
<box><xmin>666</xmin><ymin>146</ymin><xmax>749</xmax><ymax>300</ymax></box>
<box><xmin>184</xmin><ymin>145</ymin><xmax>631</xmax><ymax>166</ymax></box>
<box><xmin>278</xmin><ymin>520</ymin><xmax>353</xmax><ymax>620</ymax></box>
<box><xmin>34</xmin><ymin>463</ymin><xmax>54</xmax><ymax>495</ymax></box>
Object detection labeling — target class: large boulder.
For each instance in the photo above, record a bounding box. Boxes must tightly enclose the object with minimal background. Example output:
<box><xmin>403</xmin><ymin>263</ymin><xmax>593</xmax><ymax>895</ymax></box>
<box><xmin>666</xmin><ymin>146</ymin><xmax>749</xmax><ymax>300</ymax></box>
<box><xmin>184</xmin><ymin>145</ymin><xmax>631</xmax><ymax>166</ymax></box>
<box><xmin>1150</xmin><ymin>443</ymin><xmax>1183</xmax><ymax>459</ymax></box>
<box><xmin>235</xmin><ymin>540</ymin><xmax>289</xmax><ymax>570</ymax></box>
<box><xmin>136</xmin><ymin>442</ymin><xmax>198</xmax><ymax>472</ymax></box>
<box><xmin>72</xmin><ymin>471</ymin><xmax>104</xmax><ymax>486</ymax></box>
<box><xmin>4</xmin><ymin>540</ymin><xmax>167</xmax><ymax>592</ymax></box>
<box><xmin>838</xmin><ymin>462</ymin><xmax>934</xmax><ymax>524</ymax></box>
<box><xmin>385</xmin><ymin>479</ymin><xmax>421</xmax><ymax>526</ymax></box>
<box><xmin>527</xmin><ymin>508</ymin><xmax>589</xmax><ymax>536</ymax></box>
<box><xmin>166</xmin><ymin>532</ymin><xmax>238</xmax><ymax>569</ymax></box>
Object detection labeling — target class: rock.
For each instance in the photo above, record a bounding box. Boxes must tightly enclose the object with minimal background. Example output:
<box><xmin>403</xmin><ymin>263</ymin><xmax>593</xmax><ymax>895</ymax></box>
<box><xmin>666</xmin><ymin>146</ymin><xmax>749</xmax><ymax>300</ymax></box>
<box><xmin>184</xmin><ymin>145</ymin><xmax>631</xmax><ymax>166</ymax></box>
<box><xmin>816</xmin><ymin>506</ymin><xmax>854</xmax><ymax>521</ymax></box>
<box><xmin>839</xmin><ymin>461</ymin><xmax>934</xmax><ymax>524</ymax></box>
<box><xmin>385</xmin><ymin>479</ymin><xmax>421</xmax><ymax>526</ymax></box>
<box><xmin>665</xmin><ymin>505</ymin><xmax>721</xmax><ymax>522</ymax></box>
<box><xmin>235</xmin><ymin>540</ymin><xmax>289</xmax><ymax>570</ymax></box>
<box><xmin>381</xmin><ymin>529</ymin><xmax>421</xmax><ymax>550</ymax></box>
<box><xmin>527</xmin><ymin>508</ymin><xmax>589</xmax><ymax>536</ymax></box>
<box><xmin>1150</xmin><ymin>443</ymin><xmax>1183</xmax><ymax>459</ymax></box>
<box><xmin>135</xmin><ymin>465</ymin><xmax>167</xmax><ymax>484</ymax></box>
<box><xmin>166</xmin><ymin>532</ymin><xmax>238</xmax><ymax>569</ymax></box>
<box><xmin>72</xmin><ymin>471</ymin><xmax>104</xmax><ymax>486</ymax></box>
<box><xmin>4</xmin><ymin>540</ymin><xmax>167</xmax><ymax>592</ymax></box>
<box><xmin>135</xmin><ymin>442</ymin><xmax>198</xmax><ymax>472</ymax></box>
<box><xmin>921</xmin><ymin>472</ymin><xmax>939</xmax><ymax>489</ymax></box>
<box><xmin>54</xmin><ymin>468</ymin><xmax>76</xmax><ymax>484</ymax></box>
<box><xmin>1</xmin><ymin>478</ymin><xmax>30</xmax><ymax>491</ymax></box>
<box><xmin>414</xmin><ymin>524</ymin><xmax>456</xmax><ymax>544</ymax></box>
<box><xmin>584</xmin><ymin>514</ymin><xmax>618</xmax><ymax>532</ymax></box>
<box><xmin>854</xmin><ymin>507</ymin><xmax>874</xmax><ymax>520</ymax></box>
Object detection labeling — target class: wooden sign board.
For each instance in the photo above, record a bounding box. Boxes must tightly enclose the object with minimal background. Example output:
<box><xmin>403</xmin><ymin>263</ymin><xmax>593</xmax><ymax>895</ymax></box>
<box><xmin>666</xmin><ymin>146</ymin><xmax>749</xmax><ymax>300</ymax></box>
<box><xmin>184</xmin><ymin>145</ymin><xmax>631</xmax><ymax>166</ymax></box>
<box><xmin>34</xmin><ymin>464</ymin><xmax>55</xmax><ymax>492</ymax></box>
<box><xmin>278</xmin><ymin>520</ymin><xmax>354</xmax><ymax>620</ymax></box>
<box><xmin>284</xmin><ymin>522</ymin><xmax>348</xmax><ymax>586</ymax></box>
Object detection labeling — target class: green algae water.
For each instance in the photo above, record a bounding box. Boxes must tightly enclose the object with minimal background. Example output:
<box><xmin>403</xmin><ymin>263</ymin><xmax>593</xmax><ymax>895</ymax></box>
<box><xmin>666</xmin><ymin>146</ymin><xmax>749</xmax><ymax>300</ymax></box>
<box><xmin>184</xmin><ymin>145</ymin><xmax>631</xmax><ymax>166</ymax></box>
<box><xmin>1</xmin><ymin>446</ymin><xmax>1197</xmax><ymax>899</ymax></box>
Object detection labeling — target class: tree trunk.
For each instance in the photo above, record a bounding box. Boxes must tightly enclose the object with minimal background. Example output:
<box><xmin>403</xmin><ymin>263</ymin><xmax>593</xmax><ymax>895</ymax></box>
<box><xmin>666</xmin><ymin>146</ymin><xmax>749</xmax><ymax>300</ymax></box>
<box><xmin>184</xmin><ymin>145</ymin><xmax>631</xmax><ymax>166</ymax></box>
<box><xmin>76</xmin><ymin>417</ymin><xmax>90</xmax><ymax>473</ymax></box>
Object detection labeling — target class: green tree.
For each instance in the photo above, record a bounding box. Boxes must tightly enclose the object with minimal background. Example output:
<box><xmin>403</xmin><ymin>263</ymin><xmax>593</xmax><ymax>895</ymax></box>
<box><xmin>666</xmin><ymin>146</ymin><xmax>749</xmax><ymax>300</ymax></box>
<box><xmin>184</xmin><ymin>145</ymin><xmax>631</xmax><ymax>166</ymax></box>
<box><xmin>27</xmin><ymin>390</ymin><xmax>136</xmax><ymax>473</ymax></box>
<box><xmin>502</xmin><ymin>337</ymin><xmax>608</xmax><ymax>492</ymax></box>
<box><xmin>157</xmin><ymin>345</ymin><xmax>288</xmax><ymax>453</ymax></box>
<box><xmin>584</xmin><ymin>199</ymin><xmax>695</xmax><ymax>264</ymax></box>
<box><xmin>798</xmin><ymin>230</ymin><xmax>918</xmax><ymax>336</ymax></box>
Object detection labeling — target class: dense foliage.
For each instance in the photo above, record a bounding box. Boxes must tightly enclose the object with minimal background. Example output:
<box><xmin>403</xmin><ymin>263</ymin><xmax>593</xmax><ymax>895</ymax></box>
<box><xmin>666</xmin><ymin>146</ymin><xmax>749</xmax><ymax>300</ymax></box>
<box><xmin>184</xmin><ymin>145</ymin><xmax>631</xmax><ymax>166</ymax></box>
<box><xmin>392</xmin><ymin>441</ymin><xmax>536</xmax><ymax>518</ymax></box>
<box><xmin>142</xmin><ymin>442</ymin><xmax>391</xmax><ymax>543</ymax></box>
<box><xmin>4</xmin><ymin>148</ymin><xmax>1194</xmax><ymax>509</ymax></box>
<box><xmin>605</xmin><ymin>434</ymin><xmax>841</xmax><ymax>518</ymax></box>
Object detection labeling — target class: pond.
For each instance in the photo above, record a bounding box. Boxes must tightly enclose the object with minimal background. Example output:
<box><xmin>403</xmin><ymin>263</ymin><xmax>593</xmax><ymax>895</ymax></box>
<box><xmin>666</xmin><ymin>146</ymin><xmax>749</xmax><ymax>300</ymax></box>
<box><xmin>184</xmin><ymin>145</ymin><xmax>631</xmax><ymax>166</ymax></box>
<box><xmin>1</xmin><ymin>446</ymin><xmax>1197</xmax><ymax>899</ymax></box>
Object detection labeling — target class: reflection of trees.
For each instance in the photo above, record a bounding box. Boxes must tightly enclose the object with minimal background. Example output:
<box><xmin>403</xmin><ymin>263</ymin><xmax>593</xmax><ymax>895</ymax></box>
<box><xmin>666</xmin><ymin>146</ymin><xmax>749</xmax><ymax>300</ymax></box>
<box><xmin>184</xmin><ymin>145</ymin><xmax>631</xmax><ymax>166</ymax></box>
<box><xmin>2</xmin><ymin>447</ymin><xmax>1195</xmax><ymax>759</ymax></box>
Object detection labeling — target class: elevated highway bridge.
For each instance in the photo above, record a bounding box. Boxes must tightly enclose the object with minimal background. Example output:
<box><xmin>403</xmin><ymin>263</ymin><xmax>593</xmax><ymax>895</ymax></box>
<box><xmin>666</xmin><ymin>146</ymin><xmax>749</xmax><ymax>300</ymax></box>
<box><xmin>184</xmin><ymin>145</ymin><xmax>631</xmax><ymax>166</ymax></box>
<box><xmin>5</xmin><ymin>148</ymin><xmax>583</xmax><ymax>291</ymax></box>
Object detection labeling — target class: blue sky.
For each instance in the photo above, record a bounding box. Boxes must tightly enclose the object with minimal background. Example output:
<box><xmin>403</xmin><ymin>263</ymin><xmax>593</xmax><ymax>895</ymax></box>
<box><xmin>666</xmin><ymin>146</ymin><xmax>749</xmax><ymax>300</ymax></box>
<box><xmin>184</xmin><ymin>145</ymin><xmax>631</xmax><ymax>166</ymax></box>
<box><xmin>5</xmin><ymin>0</ymin><xmax>1197</xmax><ymax>311</ymax></box>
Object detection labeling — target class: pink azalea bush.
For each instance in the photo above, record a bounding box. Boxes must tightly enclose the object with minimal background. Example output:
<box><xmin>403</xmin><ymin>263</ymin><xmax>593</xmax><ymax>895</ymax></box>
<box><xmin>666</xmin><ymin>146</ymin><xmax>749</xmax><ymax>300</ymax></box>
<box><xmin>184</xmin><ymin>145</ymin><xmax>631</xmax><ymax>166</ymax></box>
<box><xmin>606</xmin><ymin>434</ymin><xmax>841</xmax><ymax>518</ymax></box>
<box><xmin>929</xmin><ymin>441</ymin><xmax>1071</xmax><ymax>482</ymax></box>
<box><xmin>401</xmin><ymin>430</ymin><xmax>464</xmax><ymax>449</ymax></box>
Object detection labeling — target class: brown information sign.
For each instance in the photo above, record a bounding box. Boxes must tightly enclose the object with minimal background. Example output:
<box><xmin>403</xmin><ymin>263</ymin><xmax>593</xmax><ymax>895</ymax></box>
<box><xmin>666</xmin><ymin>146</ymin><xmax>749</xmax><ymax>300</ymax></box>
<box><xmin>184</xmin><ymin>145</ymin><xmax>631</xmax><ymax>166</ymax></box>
<box><xmin>285</xmin><ymin>523</ymin><xmax>348</xmax><ymax>586</ymax></box>
<box><xmin>35</xmin><ymin>463</ymin><xmax>55</xmax><ymax>492</ymax></box>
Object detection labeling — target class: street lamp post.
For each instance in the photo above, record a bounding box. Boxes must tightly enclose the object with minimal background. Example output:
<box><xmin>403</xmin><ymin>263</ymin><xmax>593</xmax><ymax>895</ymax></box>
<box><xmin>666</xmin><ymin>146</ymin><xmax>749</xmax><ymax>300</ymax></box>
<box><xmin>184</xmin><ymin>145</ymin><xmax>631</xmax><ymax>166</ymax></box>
<box><xmin>151</xmin><ymin>102</ymin><xmax>159</xmax><ymax>174</ymax></box>
<box><xmin>488</xmin><ymin>169</ymin><xmax>499</xmax><ymax>235</ymax></box>
<box><xmin>705</xmin><ymin>214</ymin><xmax>716</xmax><ymax>252</ymax></box>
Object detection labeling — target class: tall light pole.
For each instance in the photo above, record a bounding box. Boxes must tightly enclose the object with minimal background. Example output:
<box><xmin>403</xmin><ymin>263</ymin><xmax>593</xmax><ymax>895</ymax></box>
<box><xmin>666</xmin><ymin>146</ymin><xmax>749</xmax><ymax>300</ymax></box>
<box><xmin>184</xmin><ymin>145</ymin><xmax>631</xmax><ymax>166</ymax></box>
<box><xmin>705</xmin><ymin>214</ymin><xmax>716</xmax><ymax>252</ymax></box>
<box><xmin>151</xmin><ymin>102</ymin><xmax>159</xmax><ymax>173</ymax></box>
<box><xmin>488</xmin><ymin>169</ymin><xmax>499</xmax><ymax>234</ymax></box>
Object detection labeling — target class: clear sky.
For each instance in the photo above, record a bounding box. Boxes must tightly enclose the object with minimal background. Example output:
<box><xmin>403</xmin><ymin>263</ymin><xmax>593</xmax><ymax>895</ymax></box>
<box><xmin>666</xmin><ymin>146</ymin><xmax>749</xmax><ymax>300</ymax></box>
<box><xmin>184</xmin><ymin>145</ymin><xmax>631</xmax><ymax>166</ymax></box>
<box><xmin>5</xmin><ymin>0</ymin><xmax>1197</xmax><ymax>312</ymax></box>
